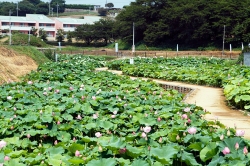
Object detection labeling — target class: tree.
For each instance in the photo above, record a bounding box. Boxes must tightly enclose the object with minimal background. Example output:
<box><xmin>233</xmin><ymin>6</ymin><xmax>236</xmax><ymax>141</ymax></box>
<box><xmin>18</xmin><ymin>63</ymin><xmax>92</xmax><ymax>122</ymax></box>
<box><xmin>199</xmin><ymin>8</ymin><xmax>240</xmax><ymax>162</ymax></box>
<box><xmin>18</xmin><ymin>0</ymin><xmax>36</xmax><ymax>16</ymax></box>
<box><xmin>92</xmin><ymin>18</ymin><xmax>115</xmax><ymax>45</ymax></box>
<box><xmin>73</xmin><ymin>24</ymin><xmax>94</xmax><ymax>45</ymax></box>
<box><xmin>31</xmin><ymin>27</ymin><xmax>38</xmax><ymax>36</ymax></box>
<box><xmin>105</xmin><ymin>3</ymin><xmax>114</xmax><ymax>8</ymax></box>
<box><xmin>56</xmin><ymin>29</ymin><xmax>65</xmax><ymax>42</ymax></box>
<box><xmin>39</xmin><ymin>28</ymin><xmax>47</xmax><ymax>41</ymax></box>
<box><xmin>36</xmin><ymin>2</ymin><xmax>49</xmax><ymax>15</ymax></box>
<box><xmin>50</xmin><ymin>0</ymin><xmax>66</xmax><ymax>13</ymax></box>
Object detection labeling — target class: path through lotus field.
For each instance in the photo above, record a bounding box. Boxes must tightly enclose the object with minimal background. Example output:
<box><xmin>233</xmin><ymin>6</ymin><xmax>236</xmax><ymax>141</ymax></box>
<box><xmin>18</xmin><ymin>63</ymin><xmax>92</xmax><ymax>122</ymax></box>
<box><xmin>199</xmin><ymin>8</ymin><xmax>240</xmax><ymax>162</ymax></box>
<box><xmin>96</xmin><ymin>67</ymin><xmax>250</xmax><ymax>139</ymax></box>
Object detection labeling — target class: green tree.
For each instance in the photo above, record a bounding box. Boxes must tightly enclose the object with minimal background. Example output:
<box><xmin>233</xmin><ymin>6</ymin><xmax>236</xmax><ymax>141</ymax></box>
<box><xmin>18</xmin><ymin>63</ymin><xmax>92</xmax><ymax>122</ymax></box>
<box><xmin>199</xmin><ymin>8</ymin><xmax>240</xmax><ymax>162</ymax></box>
<box><xmin>92</xmin><ymin>18</ymin><xmax>115</xmax><ymax>45</ymax></box>
<box><xmin>50</xmin><ymin>0</ymin><xmax>66</xmax><ymax>13</ymax></box>
<box><xmin>39</xmin><ymin>28</ymin><xmax>47</xmax><ymax>41</ymax></box>
<box><xmin>97</xmin><ymin>8</ymin><xmax>108</xmax><ymax>16</ymax></box>
<box><xmin>105</xmin><ymin>3</ymin><xmax>114</xmax><ymax>8</ymax></box>
<box><xmin>18</xmin><ymin>0</ymin><xmax>36</xmax><ymax>16</ymax></box>
<box><xmin>73</xmin><ymin>24</ymin><xmax>94</xmax><ymax>45</ymax></box>
<box><xmin>36</xmin><ymin>2</ymin><xmax>49</xmax><ymax>15</ymax></box>
<box><xmin>56</xmin><ymin>29</ymin><xmax>65</xmax><ymax>42</ymax></box>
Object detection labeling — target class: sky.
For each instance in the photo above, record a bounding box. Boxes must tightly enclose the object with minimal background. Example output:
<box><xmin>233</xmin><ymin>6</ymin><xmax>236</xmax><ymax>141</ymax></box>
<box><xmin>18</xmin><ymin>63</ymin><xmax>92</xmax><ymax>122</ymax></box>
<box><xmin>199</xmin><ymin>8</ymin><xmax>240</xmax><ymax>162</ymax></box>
<box><xmin>1</xmin><ymin>0</ymin><xmax>136</xmax><ymax>8</ymax></box>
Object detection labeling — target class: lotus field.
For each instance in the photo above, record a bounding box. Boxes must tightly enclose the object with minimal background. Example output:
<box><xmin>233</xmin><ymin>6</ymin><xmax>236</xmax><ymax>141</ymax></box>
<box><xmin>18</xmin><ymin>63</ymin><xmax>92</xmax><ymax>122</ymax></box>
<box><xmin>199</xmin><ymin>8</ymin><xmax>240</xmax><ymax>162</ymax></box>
<box><xmin>0</xmin><ymin>55</ymin><xmax>250</xmax><ymax>165</ymax></box>
<box><xmin>107</xmin><ymin>57</ymin><xmax>250</xmax><ymax>111</ymax></box>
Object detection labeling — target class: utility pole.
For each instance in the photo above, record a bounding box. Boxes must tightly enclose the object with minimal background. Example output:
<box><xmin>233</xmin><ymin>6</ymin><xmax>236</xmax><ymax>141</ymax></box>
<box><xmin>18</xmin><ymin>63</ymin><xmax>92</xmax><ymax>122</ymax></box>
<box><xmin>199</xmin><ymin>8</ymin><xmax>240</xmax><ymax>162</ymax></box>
<box><xmin>56</xmin><ymin>3</ymin><xmax>59</xmax><ymax>17</ymax></box>
<box><xmin>9</xmin><ymin>10</ymin><xmax>12</xmax><ymax>46</ymax></box>
<box><xmin>16</xmin><ymin>1</ymin><xmax>19</xmax><ymax>16</ymax></box>
<box><xmin>222</xmin><ymin>25</ymin><xmax>225</xmax><ymax>57</ymax></box>
<box><xmin>132</xmin><ymin>22</ymin><xmax>135</xmax><ymax>54</ymax></box>
<box><xmin>52</xmin><ymin>8</ymin><xmax>53</xmax><ymax>17</ymax></box>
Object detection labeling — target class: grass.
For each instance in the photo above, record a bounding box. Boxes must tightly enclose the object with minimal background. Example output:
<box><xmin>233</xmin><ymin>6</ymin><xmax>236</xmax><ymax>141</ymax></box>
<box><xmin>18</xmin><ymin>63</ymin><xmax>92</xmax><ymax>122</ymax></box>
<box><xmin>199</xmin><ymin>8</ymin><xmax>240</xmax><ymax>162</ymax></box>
<box><xmin>8</xmin><ymin>46</ymin><xmax>51</xmax><ymax>65</ymax></box>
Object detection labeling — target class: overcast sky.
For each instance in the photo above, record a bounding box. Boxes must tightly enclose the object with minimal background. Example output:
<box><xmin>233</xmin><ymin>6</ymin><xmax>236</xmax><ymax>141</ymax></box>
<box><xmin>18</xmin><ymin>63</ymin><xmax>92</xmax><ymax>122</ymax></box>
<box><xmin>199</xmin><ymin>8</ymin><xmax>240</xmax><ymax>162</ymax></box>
<box><xmin>2</xmin><ymin>0</ymin><xmax>136</xmax><ymax>8</ymax></box>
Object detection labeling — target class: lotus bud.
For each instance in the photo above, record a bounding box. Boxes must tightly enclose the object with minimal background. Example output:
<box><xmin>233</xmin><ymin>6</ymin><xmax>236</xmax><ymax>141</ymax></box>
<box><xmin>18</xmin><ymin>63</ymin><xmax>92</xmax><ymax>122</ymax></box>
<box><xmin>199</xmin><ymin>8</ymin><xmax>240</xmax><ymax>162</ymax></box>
<box><xmin>13</xmin><ymin>107</ymin><xmax>16</xmax><ymax>111</ymax></box>
<box><xmin>220</xmin><ymin>134</ymin><xmax>224</xmax><ymax>140</ymax></box>
<box><xmin>176</xmin><ymin>135</ymin><xmax>180</xmax><ymax>140</ymax></box>
<box><xmin>111</xmin><ymin>115</ymin><xmax>116</xmax><ymax>118</ymax></box>
<box><xmin>227</xmin><ymin>130</ymin><xmax>230</xmax><ymax>136</ymax></box>
<box><xmin>75</xmin><ymin>150</ymin><xmax>80</xmax><ymax>157</ymax></box>
<box><xmin>10</xmin><ymin>126</ymin><xmax>14</xmax><ymax>130</ymax></box>
<box><xmin>27</xmin><ymin>134</ymin><xmax>31</xmax><ymax>139</ymax></box>
<box><xmin>10</xmin><ymin>118</ymin><xmax>13</xmax><ymax>121</ymax></box>
<box><xmin>98</xmin><ymin>146</ymin><xmax>103</xmax><ymax>152</ymax></box>
<box><xmin>243</xmin><ymin>147</ymin><xmax>248</xmax><ymax>155</ymax></box>
<box><xmin>54</xmin><ymin>140</ymin><xmax>58</xmax><ymax>145</ymax></box>
<box><xmin>235</xmin><ymin>142</ymin><xmax>239</xmax><ymax>150</ymax></box>
<box><xmin>187</xmin><ymin>119</ymin><xmax>191</xmax><ymax>123</ymax></box>
<box><xmin>157</xmin><ymin>117</ymin><xmax>161</xmax><ymax>122</ymax></box>
<box><xmin>73</xmin><ymin>137</ymin><xmax>76</xmax><ymax>142</ymax></box>
<box><xmin>0</xmin><ymin>140</ymin><xmax>7</xmax><ymax>149</ymax></box>
<box><xmin>159</xmin><ymin>137</ymin><xmax>163</xmax><ymax>143</ymax></box>
<box><xmin>57</xmin><ymin>121</ymin><xmax>60</xmax><ymax>125</ymax></box>
<box><xmin>4</xmin><ymin>156</ymin><xmax>10</xmax><ymax>161</ymax></box>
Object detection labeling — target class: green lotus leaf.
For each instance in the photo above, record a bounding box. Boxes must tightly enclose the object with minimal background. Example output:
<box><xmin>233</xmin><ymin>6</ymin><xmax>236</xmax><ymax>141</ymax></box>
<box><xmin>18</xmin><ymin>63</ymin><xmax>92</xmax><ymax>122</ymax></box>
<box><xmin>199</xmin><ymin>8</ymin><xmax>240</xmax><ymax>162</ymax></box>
<box><xmin>57</xmin><ymin>131</ymin><xmax>71</xmax><ymax>142</ymax></box>
<box><xmin>8</xmin><ymin>150</ymin><xmax>27</xmax><ymax>158</ymax></box>
<box><xmin>181</xmin><ymin>151</ymin><xmax>201</xmax><ymax>166</ymax></box>
<box><xmin>85</xmin><ymin>123</ymin><xmax>97</xmax><ymax>130</ymax></box>
<box><xmin>200</xmin><ymin>142</ymin><xmax>218</xmax><ymax>162</ymax></box>
<box><xmin>86</xmin><ymin>158</ymin><xmax>116</xmax><ymax>166</ymax></box>
<box><xmin>131</xmin><ymin>159</ymin><xmax>149</xmax><ymax>166</ymax></box>
<box><xmin>4</xmin><ymin>158</ymin><xmax>26</xmax><ymax>166</ymax></box>
<box><xmin>68</xmin><ymin>157</ymin><xmax>85</xmax><ymax>165</ymax></box>
<box><xmin>62</xmin><ymin>113</ymin><xmax>73</xmax><ymax>121</ymax></box>
<box><xmin>5</xmin><ymin>137</ymin><xmax>20</xmax><ymax>146</ymax></box>
<box><xmin>139</xmin><ymin>117</ymin><xmax>156</xmax><ymax>126</ymax></box>
<box><xmin>151</xmin><ymin>145</ymin><xmax>179</xmax><ymax>165</ymax></box>
<box><xmin>68</xmin><ymin>143</ymin><xmax>85</xmax><ymax>154</ymax></box>
<box><xmin>41</xmin><ymin>115</ymin><xmax>53</xmax><ymax>123</ymax></box>
<box><xmin>126</xmin><ymin>145</ymin><xmax>144</xmax><ymax>158</ymax></box>
<box><xmin>46</xmin><ymin>147</ymin><xmax>65</xmax><ymax>156</ymax></box>
<box><xmin>116</xmin><ymin>158</ymin><xmax>131</xmax><ymax>166</ymax></box>
<box><xmin>98</xmin><ymin>121</ymin><xmax>114</xmax><ymax>130</ymax></box>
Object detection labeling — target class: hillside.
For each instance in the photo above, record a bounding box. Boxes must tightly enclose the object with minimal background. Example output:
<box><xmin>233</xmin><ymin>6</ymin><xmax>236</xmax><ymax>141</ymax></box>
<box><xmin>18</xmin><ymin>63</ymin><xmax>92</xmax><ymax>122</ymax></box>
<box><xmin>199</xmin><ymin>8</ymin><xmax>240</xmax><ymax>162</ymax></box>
<box><xmin>0</xmin><ymin>46</ymin><xmax>38</xmax><ymax>84</ymax></box>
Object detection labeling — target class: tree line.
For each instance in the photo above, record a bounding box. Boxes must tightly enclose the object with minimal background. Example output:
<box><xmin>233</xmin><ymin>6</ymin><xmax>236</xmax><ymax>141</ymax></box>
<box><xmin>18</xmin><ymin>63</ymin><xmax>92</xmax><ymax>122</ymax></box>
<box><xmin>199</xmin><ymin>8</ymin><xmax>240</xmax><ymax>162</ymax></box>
<box><xmin>0</xmin><ymin>0</ymin><xmax>65</xmax><ymax>16</ymax></box>
<box><xmin>72</xmin><ymin>0</ymin><xmax>250</xmax><ymax>49</ymax></box>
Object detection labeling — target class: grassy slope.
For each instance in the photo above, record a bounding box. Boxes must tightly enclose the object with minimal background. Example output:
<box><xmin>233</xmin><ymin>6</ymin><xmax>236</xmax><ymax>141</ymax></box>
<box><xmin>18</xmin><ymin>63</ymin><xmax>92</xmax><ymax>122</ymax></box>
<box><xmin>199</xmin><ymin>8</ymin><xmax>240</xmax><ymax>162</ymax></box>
<box><xmin>7</xmin><ymin>45</ymin><xmax>50</xmax><ymax>65</ymax></box>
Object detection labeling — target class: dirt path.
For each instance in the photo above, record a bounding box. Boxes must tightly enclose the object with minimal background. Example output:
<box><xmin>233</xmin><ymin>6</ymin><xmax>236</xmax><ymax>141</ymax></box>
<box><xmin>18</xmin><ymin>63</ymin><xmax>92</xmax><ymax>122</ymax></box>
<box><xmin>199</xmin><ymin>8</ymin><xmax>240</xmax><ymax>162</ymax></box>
<box><xmin>96</xmin><ymin>67</ymin><xmax>250</xmax><ymax>139</ymax></box>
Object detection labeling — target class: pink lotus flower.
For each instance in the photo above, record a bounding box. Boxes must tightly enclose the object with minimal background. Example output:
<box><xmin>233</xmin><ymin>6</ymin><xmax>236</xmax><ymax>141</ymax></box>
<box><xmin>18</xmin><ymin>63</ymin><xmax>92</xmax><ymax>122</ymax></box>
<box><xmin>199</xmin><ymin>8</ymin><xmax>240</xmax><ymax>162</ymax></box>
<box><xmin>69</xmin><ymin>87</ymin><xmax>74</xmax><ymax>91</ymax></box>
<box><xmin>27</xmin><ymin>81</ymin><xmax>33</xmax><ymax>85</ymax></box>
<box><xmin>48</xmin><ymin>87</ymin><xmax>52</xmax><ymax>91</ymax></box>
<box><xmin>54</xmin><ymin>140</ymin><xmax>58</xmax><ymax>145</ymax></box>
<box><xmin>119</xmin><ymin>148</ymin><xmax>127</xmax><ymax>154</ymax></box>
<box><xmin>95</xmin><ymin>132</ymin><xmax>102</xmax><ymax>138</ymax></box>
<box><xmin>0</xmin><ymin>140</ymin><xmax>7</xmax><ymax>149</ymax></box>
<box><xmin>243</xmin><ymin>146</ymin><xmax>248</xmax><ymax>155</ymax></box>
<box><xmin>55</xmin><ymin>89</ymin><xmax>60</xmax><ymax>93</ymax></box>
<box><xmin>111</xmin><ymin>115</ymin><xmax>116</xmax><ymax>118</ymax></box>
<box><xmin>187</xmin><ymin>119</ymin><xmax>191</xmax><ymax>123</ymax></box>
<box><xmin>222</xmin><ymin>147</ymin><xmax>230</xmax><ymax>155</ymax></box>
<box><xmin>183</xmin><ymin>107</ymin><xmax>191</xmax><ymax>112</ymax></box>
<box><xmin>92</xmin><ymin>96</ymin><xmax>96</xmax><ymax>100</ymax></box>
<box><xmin>7</xmin><ymin>96</ymin><xmax>12</xmax><ymax>100</ymax></box>
<box><xmin>93</xmin><ymin>114</ymin><xmax>98</xmax><ymax>119</ymax></box>
<box><xmin>141</xmin><ymin>132</ymin><xmax>147</xmax><ymax>138</ymax></box>
<box><xmin>182</xmin><ymin>114</ymin><xmax>188</xmax><ymax>119</ymax></box>
<box><xmin>235</xmin><ymin>130</ymin><xmax>245</xmax><ymax>137</ymax></box>
<box><xmin>57</xmin><ymin>121</ymin><xmax>60</xmax><ymax>125</ymax></box>
<box><xmin>4</xmin><ymin>156</ymin><xmax>10</xmax><ymax>161</ymax></box>
<box><xmin>143</xmin><ymin>126</ymin><xmax>151</xmax><ymax>133</ymax></box>
<box><xmin>187</xmin><ymin>127</ymin><xmax>197</xmax><ymax>135</ymax></box>
<box><xmin>235</xmin><ymin>142</ymin><xmax>239</xmax><ymax>150</ymax></box>
<box><xmin>27</xmin><ymin>134</ymin><xmax>31</xmax><ymax>139</ymax></box>
<box><xmin>43</xmin><ymin>92</ymin><xmax>47</xmax><ymax>96</ymax></box>
<box><xmin>75</xmin><ymin>150</ymin><xmax>80</xmax><ymax>157</ymax></box>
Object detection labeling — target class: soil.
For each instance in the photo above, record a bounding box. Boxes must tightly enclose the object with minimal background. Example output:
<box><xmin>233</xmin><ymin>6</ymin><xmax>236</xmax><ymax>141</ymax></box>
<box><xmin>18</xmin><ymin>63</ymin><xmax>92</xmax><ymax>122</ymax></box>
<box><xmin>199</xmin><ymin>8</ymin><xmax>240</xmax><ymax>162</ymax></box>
<box><xmin>0</xmin><ymin>46</ymin><xmax>37</xmax><ymax>84</ymax></box>
<box><xmin>96</xmin><ymin>67</ymin><xmax>250</xmax><ymax>140</ymax></box>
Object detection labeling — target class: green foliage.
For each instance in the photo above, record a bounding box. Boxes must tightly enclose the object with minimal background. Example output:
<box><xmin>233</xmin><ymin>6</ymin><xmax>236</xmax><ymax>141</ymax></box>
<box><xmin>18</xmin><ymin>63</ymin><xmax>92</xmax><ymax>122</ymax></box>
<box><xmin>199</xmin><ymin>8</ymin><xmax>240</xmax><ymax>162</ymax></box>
<box><xmin>114</xmin><ymin>0</ymin><xmax>250</xmax><ymax>48</ymax></box>
<box><xmin>0</xmin><ymin>55</ymin><xmax>250</xmax><ymax>165</ymax></box>
<box><xmin>56</xmin><ymin>29</ymin><xmax>65</xmax><ymax>42</ymax></box>
<box><xmin>39</xmin><ymin>28</ymin><xmax>47</xmax><ymax>42</ymax></box>
<box><xmin>98</xmin><ymin>8</ymin><xmax>108</xmax><ymax>16</ymax></box>
<box><xmin>5</xmin><ymin>33</ymin><xmax>47</xmax><ymax>47</ymax></box>
<box><xmin>8</xmin><ymin>45</ymin><xmax>50</xmax><ymax>65</ymax></box>
<box><xmin>65</xmin><ymin>4</ymin><xmax>94</xmax><ymax>10</ymax></box>
<box><xmin>107</xmin><ymin>57</ymin><xmax>250</xmax><ymax>110</ymax></box>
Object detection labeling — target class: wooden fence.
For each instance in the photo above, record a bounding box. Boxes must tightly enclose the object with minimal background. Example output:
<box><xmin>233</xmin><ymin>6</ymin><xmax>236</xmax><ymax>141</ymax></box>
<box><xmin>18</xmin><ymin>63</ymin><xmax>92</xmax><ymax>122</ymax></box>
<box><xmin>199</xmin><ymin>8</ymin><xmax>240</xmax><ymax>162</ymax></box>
<box><xmin>59</xmin><ymin>50</ymin><xmax>241</xmax><ymax>59</ymax></box>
